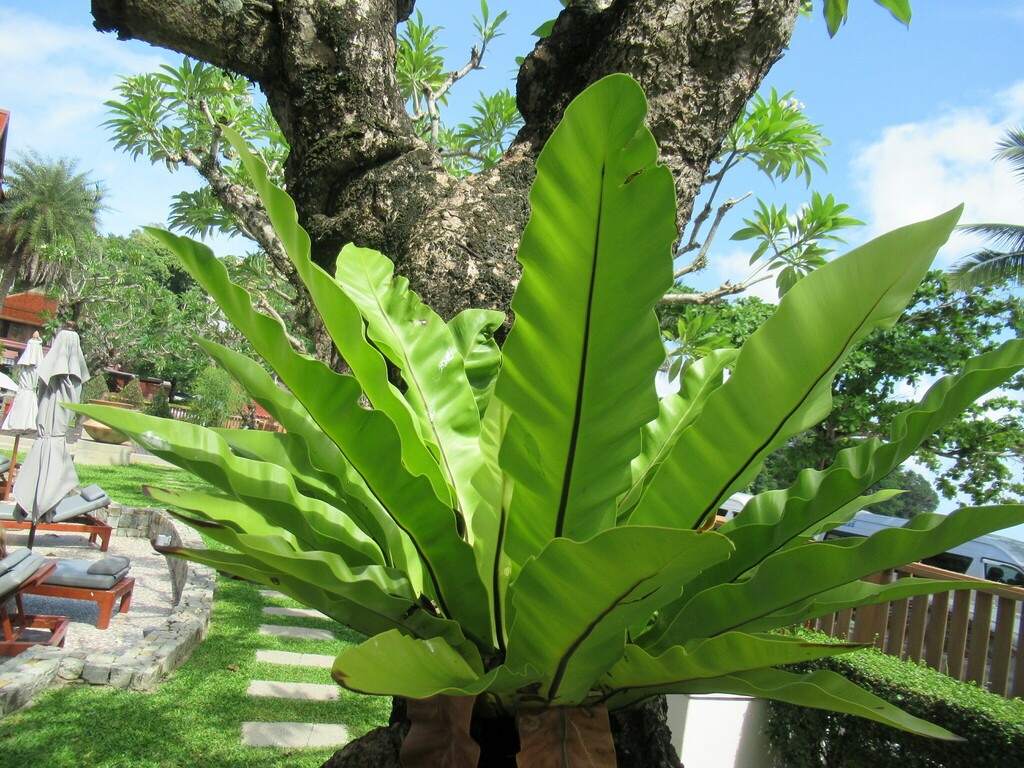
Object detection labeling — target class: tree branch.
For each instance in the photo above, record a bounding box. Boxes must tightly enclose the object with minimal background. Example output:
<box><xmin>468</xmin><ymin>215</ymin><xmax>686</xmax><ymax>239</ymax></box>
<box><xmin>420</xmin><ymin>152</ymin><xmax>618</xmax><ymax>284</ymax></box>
<box><xmin>91</xmin><ymin>0</ymin><xmax>277</xmax><ymax>81</ymax></box>
<box><xmin>660</xmin><ymin>273</ymin><xmax>773</xmax><ymax>305</ymax></box>
<box><xmin>514</xmin><ymin>0</ymin><xmax>801</xmax><ymax>239</ymax></box>
<box><xmin>674</xmin><ymin>192</ymin><xmax>752</xmax><ymax>278</ymax></box>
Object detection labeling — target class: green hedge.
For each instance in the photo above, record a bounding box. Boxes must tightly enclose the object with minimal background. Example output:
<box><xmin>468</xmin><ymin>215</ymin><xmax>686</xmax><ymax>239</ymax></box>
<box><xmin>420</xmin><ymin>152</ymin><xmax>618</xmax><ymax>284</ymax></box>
<box><xmin>764</xmin><ymin>633</ymin><xmax>1024</xmax><ymax>767</ymax></box>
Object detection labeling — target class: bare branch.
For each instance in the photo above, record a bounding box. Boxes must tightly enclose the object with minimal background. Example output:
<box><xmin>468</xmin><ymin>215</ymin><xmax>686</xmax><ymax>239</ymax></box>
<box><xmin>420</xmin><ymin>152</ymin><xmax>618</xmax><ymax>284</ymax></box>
<box><xmin>440</xmin><ymin>148</ymin><xmax>490</xmax><ymax>164</ymax></box>
<box><xmin>254</xmin><ymin>293</ymin><xmax>306</xmax><ymax>353</ymax></box>
<box><xmin>435</xmin><ymin>45</ymin><xmax>483</xmax><ymax>103</ymax></box>
<box><xmin>674</xmin><ymin>192</ymin><xmax>752</xmax><ymax>278</ymax></box>
<box><xmin>422</xmin><ymin>44</ymin><xmax>483</xmax><ymax>148</ymax></box>
<box><xmin>660</xmin><ymin>273</ymin><xmax>773</xmax><ymax>305</ymax></box>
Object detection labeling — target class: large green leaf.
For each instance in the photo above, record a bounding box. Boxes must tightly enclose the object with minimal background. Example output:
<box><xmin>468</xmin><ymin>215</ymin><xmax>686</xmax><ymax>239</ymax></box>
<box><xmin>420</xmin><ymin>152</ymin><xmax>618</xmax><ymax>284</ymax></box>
<box><xmin>137</xmin><ymin>233</ymin><xmax>492</xmax><ymax>646</ymax></box>
<box><xmin>655</xmin><ymin>667</ymin><xmax>959</xmax><ymax>740</ymax></box>
<box><xmin>664</xmin><ymin>490</ymin><xmax>893</xmax><ymax>619</ymax></box>
<box><xmin>467</xmin><ymin>399</ymin><xmax>513</xmax><ymax>654</ymax></box>
<box><xmin>74</xmin><ymin>403</ymin><xmax>385</xmax><ymax>568</ymax></box>
<box><xmin>332</xmin><ymin>630</ymin><xmax>534</xmax><ymax>699</ymax></box>
<box><xmin>157</xmin><ymin>539</ymin><xmax>467</xmax><ymax>647</ymax></box>
<box><xmin>502</xmin><ymin>526</ymin><xmax>733</xmax><ymax>704</ymax></box>
<box><xmin>333</xmin><ymin>630</ymin><xmax>485</xmax><ymax>698</ymax></box>
<box><xmin>738</xmin><ymin>576</ymin><xmax>993</xmax><ymax>634</ymax></box>
<box><xmin>333</xmin><ymin>244</ymin><xmax>484</xmax><ymax>517</ymax></box>
<box><xmin>684</xmin><ymin>338</ymin><xmax>1024</xmax><ymax>598</ymax></box>
<box><xmin>449</xmin><ymin>308</ymin><xmax>505</xmax><ymax>417</ymax></box>
<box><xmin>496</xmin><ymin>74</ymin><xmax>676</xmax><ymax>564</ymax></box>
<box><xmin>618</xmin><ymin>349</ymin><xmax>738</xmax><ymax>517</ymax></box>
<box><xmin>199</xmin><ymin>340</ymin><xmax>419</xmax><ymax>577</ymax></box>
<box><xmin>218</xmin><ymin>128</ymin><xmax>451</xmax><ymax>504</ymax></box>
<box><xmin>599</xmin><ymin>634</ymin><xmax>863</xmax><ymax>709</ymax></box>
<box><xmin>146</xmin><ymin>486</ymin><xmax>300</xmax><ymax>540</ymax></box>
<box><xmin>643</xmin><ymin>504</ymin><xmax>1024</xmax><ymax>651</ymax></box>
<box><xmin>630</xmin><ymin>207</ymin><xmax>962</xmax><ymax>530</ymax></box>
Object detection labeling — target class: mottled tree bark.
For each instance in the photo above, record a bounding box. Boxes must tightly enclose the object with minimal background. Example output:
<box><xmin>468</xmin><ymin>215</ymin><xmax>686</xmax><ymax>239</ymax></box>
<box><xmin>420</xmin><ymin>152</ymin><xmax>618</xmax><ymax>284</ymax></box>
<box><xmin>88</xmin><ymin>0</ymin><xmax>798</xmax><ymax>762</ymax></box>
<box><xmin>91</xmin><ymin>0</ymin><xmax>798</xmax><ymax>324</ymax></box>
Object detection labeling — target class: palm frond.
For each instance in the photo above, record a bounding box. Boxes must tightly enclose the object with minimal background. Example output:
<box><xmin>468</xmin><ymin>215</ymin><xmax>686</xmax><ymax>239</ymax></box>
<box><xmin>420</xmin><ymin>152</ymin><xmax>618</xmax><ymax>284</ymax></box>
<box><xmin>959</xmin><ymin>223</ymin><xmax>1024</xmax><ymax>254</ymax></box>
<box><xmin>948</xmin><ymin>248</ymin><xmax>1024</xmax><ymax>290</ymax></box>
<box><xmin>994</xmin><ymin>126</ymin><xmax>1024</xmax><ymax>184</ymax></box>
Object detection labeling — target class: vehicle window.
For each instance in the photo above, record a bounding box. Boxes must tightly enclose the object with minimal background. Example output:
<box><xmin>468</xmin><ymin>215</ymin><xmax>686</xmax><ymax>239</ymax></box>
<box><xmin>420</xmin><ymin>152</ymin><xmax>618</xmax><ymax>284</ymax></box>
<box><xmin>982</xmin><ymin>560</ymin><xmax>1024</xmax><ymax>586</ymax></box>
<box><xmin>921</xmin><ymin>552</ymin><xmax>973</xmax><ymax>574</ymax></box>
<box><xmin>823</xmin><ymin>530</ymin><xmax>861</xmax><ymax>540</ymax></box>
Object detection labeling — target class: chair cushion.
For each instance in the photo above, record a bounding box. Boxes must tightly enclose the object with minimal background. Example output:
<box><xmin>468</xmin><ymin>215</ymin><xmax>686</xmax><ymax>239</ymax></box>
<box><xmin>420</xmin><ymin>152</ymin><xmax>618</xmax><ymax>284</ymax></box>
<box><xmin>0</xmin><ymin>456</ymin><xmax>10</xmax><ymax>473</ymax></box>
<box><xmin>48</xmin><ymin>490</ymin><xmax>112</xmax><ymax>523</ymax></box>
<box><xmin>43</xmin><ymin>559</ymin><xmax>129</xmax><ymax>591</ymax></box>
<box><xmin>0</xmin><ymin>502</ymin><xmax>25</xmax><ymax>522</ymax></box>
<box><xmin>0</xmin><ymin>548</ymin><xmax>33</xmax><ymax>574</ymax></box>
<box><xmin>87</xmin><ymin>555</ymin><xmax>131</xmax><ymax>576</ymax></box>
<box><xmin>80</xmin><ymin>485</ymin><xmax>107</xmax><ymax>502</ymax></box>
<box><xmin>0</xmin><ymin>550</ymin><xmax>46</xmax><ymax>596</ymax></box>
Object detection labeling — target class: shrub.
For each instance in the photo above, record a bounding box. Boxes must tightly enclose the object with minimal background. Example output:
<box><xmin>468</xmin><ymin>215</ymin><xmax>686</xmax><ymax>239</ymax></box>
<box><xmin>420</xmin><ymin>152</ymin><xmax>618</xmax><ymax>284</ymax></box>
<box><xmin>187</xmin><ymin>365</ymin><xmax>245</xmax><ymax>428</ymax></box>
<box><xmin>119</xmin><ymin>379</ymin><xmax>147</xmax><ymax>408</ymax></box>
<box><xmin>765</xmin><ymin>632</ymin><xmax>1024</xmax><ymax>767</ymax></box>
<box><xmin>81</xmin><ymin>375</ymin><xmax>108</xmax><ymax>403</ymax></box>
<box><xmin>145</xmin><ymin>388</ymin><xmax>174</xmax><ymax>419</ymax></box>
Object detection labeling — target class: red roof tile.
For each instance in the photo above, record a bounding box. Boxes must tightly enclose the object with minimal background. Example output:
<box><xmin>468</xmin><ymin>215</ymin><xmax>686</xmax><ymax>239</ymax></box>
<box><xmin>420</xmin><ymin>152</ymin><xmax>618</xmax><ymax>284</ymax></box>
<box><xmin>0</xmin><ymin>290</ymin><xmax>57</xmax><ymax>325</ymax></box>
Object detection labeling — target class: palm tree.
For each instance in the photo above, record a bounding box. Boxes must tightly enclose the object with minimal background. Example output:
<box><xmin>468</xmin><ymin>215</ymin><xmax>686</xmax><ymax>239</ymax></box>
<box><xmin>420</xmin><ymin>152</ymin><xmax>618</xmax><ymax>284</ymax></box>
<box><xmin>0</xmin><ymin>151</ymin><xmax>107</xmax><ymax>310</ymax></box>
<box><xmin>949</xmin><ymin>127</ymin><xmax>1024</xmax><ymax>289</ymax></box>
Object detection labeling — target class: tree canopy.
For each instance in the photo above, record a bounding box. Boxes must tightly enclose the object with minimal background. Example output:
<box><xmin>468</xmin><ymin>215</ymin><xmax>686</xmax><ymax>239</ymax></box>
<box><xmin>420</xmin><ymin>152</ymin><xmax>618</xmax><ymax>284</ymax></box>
<box><xmin>0</xmin><ymin>151</ymin><xmax>106</xmax><ymax>310</ymax></box>
<box><xmin>48</xmin><ymin>229</ymin><xmax>261</xmax><ymax>392</ymax></box>
<box><xmin>677</xmin><ymin>273</ymin><xmax>1024</xmax><ymax>504</ymax></box>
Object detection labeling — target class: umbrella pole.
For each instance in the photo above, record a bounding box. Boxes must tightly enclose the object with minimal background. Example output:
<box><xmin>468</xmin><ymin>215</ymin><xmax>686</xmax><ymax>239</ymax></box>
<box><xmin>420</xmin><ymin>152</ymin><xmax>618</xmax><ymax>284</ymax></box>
<box><xmin>27</xmin><ymin>521</ymin><xmax>37</xmax><ymax>549</ymax></box>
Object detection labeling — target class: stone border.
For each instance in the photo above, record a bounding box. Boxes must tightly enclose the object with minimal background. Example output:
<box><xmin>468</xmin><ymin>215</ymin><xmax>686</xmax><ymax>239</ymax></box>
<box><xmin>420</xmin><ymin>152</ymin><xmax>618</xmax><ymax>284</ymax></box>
<box><xmin>0</xmin><ymin>507</ymin><xmax>216</xmax><ymax>717</ymax></box>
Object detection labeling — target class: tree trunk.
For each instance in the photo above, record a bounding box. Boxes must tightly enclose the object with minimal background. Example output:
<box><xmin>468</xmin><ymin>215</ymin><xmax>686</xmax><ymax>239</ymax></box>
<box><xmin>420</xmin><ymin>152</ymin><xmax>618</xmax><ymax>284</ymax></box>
<box><xmin>90</xmin><ymin>0</ymin><xmax>801</xmax><ymax>324</ymax></box>
<box><xmin>321</xmin><ymin>696</ymin><xmax>681</xmax><ymax>768</ymax></box>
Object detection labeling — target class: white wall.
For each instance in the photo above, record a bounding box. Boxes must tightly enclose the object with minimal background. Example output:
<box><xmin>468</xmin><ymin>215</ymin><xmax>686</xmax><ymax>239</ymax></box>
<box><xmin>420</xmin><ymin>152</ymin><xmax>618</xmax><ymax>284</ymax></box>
<box><xmin>667</xmin><ymin>694</ymin><xmax>776</xmax><ymax>768</ymax></box>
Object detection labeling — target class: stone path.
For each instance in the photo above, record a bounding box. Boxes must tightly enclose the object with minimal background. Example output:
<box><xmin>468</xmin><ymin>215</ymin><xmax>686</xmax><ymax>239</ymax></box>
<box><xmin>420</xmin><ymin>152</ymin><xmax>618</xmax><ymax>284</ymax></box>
<box><xmin>241</xmin><ymin>590</ymin><xmax>351</xmax><ymax>750</ymax></box>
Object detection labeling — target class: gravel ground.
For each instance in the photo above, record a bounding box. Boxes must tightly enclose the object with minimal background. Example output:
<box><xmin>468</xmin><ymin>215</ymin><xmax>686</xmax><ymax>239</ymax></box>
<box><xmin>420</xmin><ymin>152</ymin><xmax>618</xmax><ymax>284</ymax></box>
<box><xmin>1</xmin><ymin>531</ymin><xmax>175</xmax><ymax>666</ymax></box>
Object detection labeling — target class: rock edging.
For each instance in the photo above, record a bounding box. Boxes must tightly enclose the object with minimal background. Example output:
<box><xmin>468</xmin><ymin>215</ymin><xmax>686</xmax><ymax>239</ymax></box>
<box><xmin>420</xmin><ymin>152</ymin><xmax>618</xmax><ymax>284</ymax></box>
<box><xmin>0</xmin><ymin>507</ymin><xmax>215</xmax><ymax>717</ymax></box>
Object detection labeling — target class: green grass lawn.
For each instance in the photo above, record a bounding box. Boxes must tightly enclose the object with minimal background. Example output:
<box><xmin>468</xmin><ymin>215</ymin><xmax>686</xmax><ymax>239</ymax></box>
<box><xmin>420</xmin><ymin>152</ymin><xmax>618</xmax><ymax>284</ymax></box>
<box><xmin>0</xmin><ymin>462</ymin><xmax>390</xmax><ymax>767</ymax></box>
<box><xmin>76</xmin><ymin>461</ymin><xmax>221</xmax><ymax>507</ymax></box>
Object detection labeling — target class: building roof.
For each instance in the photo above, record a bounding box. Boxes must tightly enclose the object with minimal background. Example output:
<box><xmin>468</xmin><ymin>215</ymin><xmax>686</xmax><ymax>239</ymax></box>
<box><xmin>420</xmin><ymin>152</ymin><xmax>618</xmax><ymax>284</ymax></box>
<box><xmin>0</xmin><ymin>289</ymin><xmax>57</xmax><ymax>326</ymax></box>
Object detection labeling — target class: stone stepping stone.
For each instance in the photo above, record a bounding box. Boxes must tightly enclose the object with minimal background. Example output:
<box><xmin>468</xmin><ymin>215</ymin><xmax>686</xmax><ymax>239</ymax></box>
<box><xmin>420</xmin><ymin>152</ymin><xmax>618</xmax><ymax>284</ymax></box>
<box><xmin>256</xmin><ymin>649</ymin><xmax>335</xmax><ymax>669</ymax></box>
<box><xmin>248</xmin><ymin>680</ymin><xmax>339</xmax><ymax>701</ymax></box>
<box><xmin>242</xmin><ymin>721</ymin><xmax>349</xmax><ymax>748</ymax></box>
<box><xmin>263</xmin><ymin>606</ymin><xmax>323</xmax><ymax>619</ymax></box>
<box><xmin>259</xmin><ymin>623</ymin><xmax>334</xmax><ymax>641</ymax></box>
<box><xmin>259</xmin><ymin>590</ymin><xmax>287</xmax><ymax>599</ymax></box>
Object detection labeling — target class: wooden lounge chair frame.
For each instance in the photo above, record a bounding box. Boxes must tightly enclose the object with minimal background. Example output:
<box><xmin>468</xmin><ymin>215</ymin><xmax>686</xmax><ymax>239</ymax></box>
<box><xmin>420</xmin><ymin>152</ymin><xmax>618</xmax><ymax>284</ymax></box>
<box><xmin>1</xmin><ymin>561</ymin><xmax>71</xmax><ymax>656</ymax></box>
<box><xmin>0</xmin><ymin>513</ymin><xmax>112</xmax><ymax>552</ymax></box>
<box><xmin>25</xmin><ymin>575</ymin><xmax>135</xmax><ymax>630</ymax></box>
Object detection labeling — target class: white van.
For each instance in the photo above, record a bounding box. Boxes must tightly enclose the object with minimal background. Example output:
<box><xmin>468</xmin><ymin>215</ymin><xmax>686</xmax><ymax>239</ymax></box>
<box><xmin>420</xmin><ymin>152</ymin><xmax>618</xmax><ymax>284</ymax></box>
<box><xmin>823</xmin><ymin>510</ymin><xmax>1024</xmax><ymax>586</ymax></box>
<box><xmin>716</xmin><ymin>492</ymin><xmax>752</xmax><ymax>521</ymax></box>
<box><xmin>715</xmin><ymin>496</ymin><xmax>1024</xmax><ymax>586</ymax></box>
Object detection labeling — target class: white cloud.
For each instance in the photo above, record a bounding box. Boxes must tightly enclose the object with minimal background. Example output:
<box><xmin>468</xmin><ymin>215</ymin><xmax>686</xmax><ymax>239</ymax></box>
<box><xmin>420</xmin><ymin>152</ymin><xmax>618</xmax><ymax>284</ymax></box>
<box><xmin>0</xmin><ymin>9</ymin><xmax>230</xmax><ymax>242</ymax></box>
<box><xmin>852</xmin><ymin>81</ymin><xmax>1024</xmax><ymax>268</ymax></box>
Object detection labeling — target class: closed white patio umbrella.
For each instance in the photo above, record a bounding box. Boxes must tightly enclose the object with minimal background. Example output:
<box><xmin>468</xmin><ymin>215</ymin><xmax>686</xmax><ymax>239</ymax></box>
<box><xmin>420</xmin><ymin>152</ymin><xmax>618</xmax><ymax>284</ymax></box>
<box><xmin>13</xmin><ymin>328</ymin><xmax>91</xmax><ymax>546</ymax></box>
<box><xmin>2</xmin><ymin>332</ymin><xmax>45</xmax><ymax>431</ymax></box>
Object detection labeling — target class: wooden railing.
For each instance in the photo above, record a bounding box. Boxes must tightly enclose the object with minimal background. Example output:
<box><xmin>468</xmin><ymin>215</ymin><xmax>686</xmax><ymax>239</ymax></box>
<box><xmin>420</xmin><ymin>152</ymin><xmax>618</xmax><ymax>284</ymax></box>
<box><xmin>167</xmin><ymin>405</ymin><xmax>284</xmax><ymax>432</ymax></box>
<box><xmin>812</xmin><ymin>563</ymin><xmax>1024</xmax><ymax>699</ymax></box>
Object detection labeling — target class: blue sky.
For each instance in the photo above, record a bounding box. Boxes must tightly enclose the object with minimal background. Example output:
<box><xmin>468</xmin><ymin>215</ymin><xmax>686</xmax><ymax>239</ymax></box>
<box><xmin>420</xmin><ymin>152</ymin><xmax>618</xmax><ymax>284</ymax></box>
<box><xmin>3</xmin><ymin>1</ymin><xmax>1023</xmax><ymax>279</ymax></box>
<box><xmin>2</xmin><ymin>1</ymin><xmax>1024</xmax><ymax>531</ymax></box>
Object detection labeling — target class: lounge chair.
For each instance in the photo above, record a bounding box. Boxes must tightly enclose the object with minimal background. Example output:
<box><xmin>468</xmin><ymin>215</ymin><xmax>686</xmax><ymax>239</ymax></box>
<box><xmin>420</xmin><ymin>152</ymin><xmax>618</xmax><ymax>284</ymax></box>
<box><xmin>24</xmin><ymin>554</ymin><xmax>134</xmax><ymax>630</ymax></box>
<box><xmin>0</xmin><ymin>455</ymin><xmax>11</xmax><ymax>500</ymax></box>
<box><xmin>0</xmin><ymin>485</ymin><xmax>114</xmax><ymax>551</ymax></box>
<box><xmin>0</xmin><ymin>548</ymin><xmax>70</xmax><ymax>655</ymax></box>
